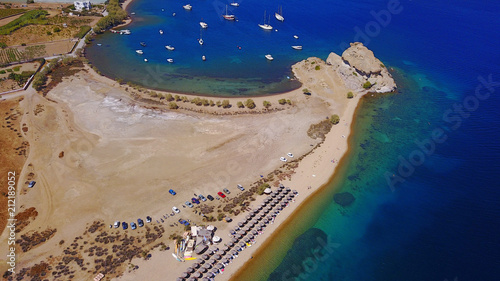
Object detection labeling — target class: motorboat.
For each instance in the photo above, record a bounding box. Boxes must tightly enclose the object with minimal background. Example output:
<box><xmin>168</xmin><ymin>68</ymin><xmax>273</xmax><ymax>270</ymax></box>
<box><xmin>291</xmin><ymin>45</ymin><xmax>302</xmax><ymax>50</ymax></box>
<box><xmin>136</xmin><ymin>50</ymin><xmax>143</xmax><ymax>54</ymax></box>
<box><xmin>144</xmin><ymin>58</ymin><xmax>148</xmax><ymax>62</ymax></box>
<box><xmin>159</xmin><ymin>30</ymin><xmax>163</xmax><ymax>35</ymax></box>
<box><xmin>202</xmin><ymin>55</ymin><xmax>206</xmax><ymax>61</ymax></box>
<box><xmin>200</xmin><ymin>21</ymin><xmax>208</xmax><ymax>29</ymax></box>
<box><xmin>198</xmin><ymin>38</ymin><xmax>204</xmax><ymax>45</ymax></box>
<box><xmin>140</xmin><ymin>42</ymin><xmax>146</xmax><ymax>47</ymax></box>
<box><xmin>265</xmin><ymin>54</ymin><xmax>274</xmax><ymax>61</ymax></box>
<box><xmin>230</xmin><ymin>2</ymin><xmax>239</xmax><ymax>7</ymax></box>
<box><xmin>165</xmin><ymin>45</ymin><xmax>175</xmax><ymax>51</ymax></box>
<box><xmin>183</xmin><ymin>4</ymin><xmax>192</xmax><ymax>10</ymax></box>
<box><xmin>167</xmin><ymin>58</ymin><xmax>174</xmax><ymax>63</ymax></box>
<box><xmin>293</xmin><ymin>35</ymin><xmax>299</xmax><ymax>39</ymax></box>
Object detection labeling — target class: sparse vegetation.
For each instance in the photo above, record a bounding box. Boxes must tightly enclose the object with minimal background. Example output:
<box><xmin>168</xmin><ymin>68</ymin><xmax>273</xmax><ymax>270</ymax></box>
<box><xmin>0</xmin><ymin>9</ymin><xmax>27</xmax><ymax>19</ymax></box>
<box><xmin>75</xmin><ymin>25</ymin><xmax>91</xmax><ymax>39</ymax></box>
<box><xmin>363</xmin><ymin>81</ymin><xmax>372</xmax><ymax>89</ymax></box>
<box><xmin>263</xmin><ymin>100</ymin><xmax>271</xmax><ymax>108</ymax></box>
<box><xmin>221</xmin><ymin>99</ymin><xmax>231</xmax><ymax>108</ymax></box>
<box><xmin>257</xmin><ymin>183</ymin><xmax>270</xmax><ymax>195</ymax></box>
<box><xmin>347</xmin><ymin>91</ymin><xmax>354</xmax><ymax>99</ymax></box>
<box><xmin>302</xmin><ymin>88</ymin><xmax>311</xmax><ymax>95</ymax></box>
<box><xmin>315</xmin><ymin>65</ymin><xmax>321</xmax><ymax>70</ymax></box>
<box><xmin>245</xmin><ymin>99</ymin><xmax>256</xmax><ymax>109</ymax></box>
<box><xmin>278</xmin><ymin>98</ymin><xmax>286</xmax><ymax>105</ymax></box>
<box><xmin>0</xmin><ymin>10</ymin><xmax>49</xmax><ymax>35</ymax></box>
<box><xmin>237</xmin><ymin>101</ymin><xmax>244</xmax><ymax>108</ymax></box>
<box><xmin>352</xmin><ymin>71</ymin><xmax>358</xmax><ymax>76</ymax></box>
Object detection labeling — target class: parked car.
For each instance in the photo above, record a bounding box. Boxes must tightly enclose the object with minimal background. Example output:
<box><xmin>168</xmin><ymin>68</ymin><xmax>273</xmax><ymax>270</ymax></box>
<box><xmin>172</xmin><ymin>206</ymin><xmax>180</xmax><ymax>213</ymax></box>
<box><xmin>207</xmin><ymin>195</ymin><xmax>214</xmax><ymax>201</ymax></box>
<box><xmin>287</xmin><ymin>152</ymin><xmax>294</xmax><ymax>158</ymax></box>
<box><xmin>114</xmin><ymin>221</ymin><xmax>120</xmax><ymax>228</ymax></box>
<box><xmin>185</xmin><ymin>201</ymin><xmax>193</xmax><ymax>208</ymax></box>
<box><xmin>237</xmin><ymin>184</ymin><xmax>244</xmax><ymax>191</ymax></box>
<box><xmin>192</xmin><ymin>197</ymin><xmax>200</xmax><ymax>204</ymax></box>
<box><xmin>137</xmin><ymin>218</ymin><xmax>144</xmax><ymax>227</ymax></box>
<box><xmin>178</xmin><ymin>219</ymin><xmax>190</xmax><ymax>226</ymax></box>
<box><xmin>130</xmin><ymin>222</ymin><xmax>137</xmax><ymax>230</ymax></box>
<box><xmin>198</xmin><ymin>194</ymin><xmax>207</xmax><ymax>202</ymax></box>
<box><xmin>28</xmin><ymin>181</ymin><xmax>36</xmax><ymax>188</ymax></box>
<box><xmin>122</xmin><ymin>222</ymin><xmax>128</xmax><ymax>230</ymax></box>
<box><xmin>169</xmin><ymin>189</ymin><xmax>176</xmax><ymax>195</ymax></box>
<box><xmin>217</xmin><ymin>192</ymin><xmax>226</xmax><ymax>198</ymax></box>
<box><xmin>280</xmin><ymin>157</ymin><xmax>287</xmax><ymax>162</ymax></box>
<box><xmin>223</xmin><ymin>188</ymin><xmax>231</xmax><ymax>194</ymax></box>
<box><xmin>146</xmin><ymin>216</ymin><xmax>152</xmax><ymax>223</ymax></box>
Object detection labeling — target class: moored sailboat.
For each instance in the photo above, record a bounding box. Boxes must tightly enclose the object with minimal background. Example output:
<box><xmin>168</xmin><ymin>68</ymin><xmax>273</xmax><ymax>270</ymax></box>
<box><xmin>275</xmin><ymin>6</ymin><xmax>284</xmax><ymax>21</ymax></box>
<box><xmin>258</xmin><ymin>11</ymin><xmax>272</xmax><ymax>30</ymax></box>
<box><xmin>222</xmin><ymin>5</ymin><xmax>235</xmax><ymax>20</ymax></box>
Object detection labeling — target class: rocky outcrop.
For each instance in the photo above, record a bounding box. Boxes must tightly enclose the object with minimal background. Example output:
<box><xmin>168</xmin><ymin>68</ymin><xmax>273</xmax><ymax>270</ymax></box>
<box><xmin>326</xmin><ymin>42</ymin><xmax>396</xmax><ymax>93</ymax></box>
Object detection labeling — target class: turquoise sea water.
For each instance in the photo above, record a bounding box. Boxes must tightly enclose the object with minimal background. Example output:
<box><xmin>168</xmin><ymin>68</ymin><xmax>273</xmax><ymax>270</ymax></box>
<box><xmin>87</xmin><ymin>0</ymin><xmax>500</xmax><ymax>280</ymax></box>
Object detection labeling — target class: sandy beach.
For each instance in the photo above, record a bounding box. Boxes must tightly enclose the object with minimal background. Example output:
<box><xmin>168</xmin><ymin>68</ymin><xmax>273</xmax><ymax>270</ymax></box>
<box><xmin>0</xmin><ymin>39</ymin><xmax>394</xmax><ymax>280</ymax></box>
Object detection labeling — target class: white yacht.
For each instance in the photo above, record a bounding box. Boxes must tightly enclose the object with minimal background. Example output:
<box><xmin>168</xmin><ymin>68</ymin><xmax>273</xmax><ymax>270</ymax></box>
<box><xmin>136</xmin><ymin>50</ymin><xmax>144</xmax><ymax>55</ymax></box>
<box><xmin>258</xmin><ymin>11</ymin><xmax>273</xmax><ymax>30</ymax></box>
<box><xmin>230</xmin><ymin>2</ymin><xmax>239</xmax><ymax>7</ymax></box>
<box><xmin>292</xmin><ymin>46</ymin><xmax>303</xmax><ymax>50</ymax></box>
<box><xmin>200</xmin><ymin>22</ymin><xmax>208</xmax><ymax>29</ymax></box>
<box><xmin>183</xmin><ymin>4</ymin><xmax>192</xmax><ymax>10</ymax></box>
<box><xmin>165</xmin><ymin>45</ymin><xmax>175</xmax><ymax>51</ymax></box>
<box><xmin>159</xmin><ymin>30</ymin><xmax>163</xmax><ymax>35</ymax></box>
<box><xmin>265</xmin><ymin>54</ymin><xmax>274</xmax><ymax>61</ymax></box>
<box><xmin>275</xmin><ymin>6</ymin><xmax>284</xmax><ymax>22</ymax></box>
<box><xmin>167</xmin><ymin>58</ymin><xmax>174</xmax><ymax>63</ymax></box>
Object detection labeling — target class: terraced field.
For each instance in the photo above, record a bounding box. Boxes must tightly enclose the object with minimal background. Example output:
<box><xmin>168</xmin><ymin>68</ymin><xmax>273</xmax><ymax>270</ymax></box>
<box><xmin>0</xmin><ymin>45</ymin><xmax>46</xmax><ymax>65</ymax></box>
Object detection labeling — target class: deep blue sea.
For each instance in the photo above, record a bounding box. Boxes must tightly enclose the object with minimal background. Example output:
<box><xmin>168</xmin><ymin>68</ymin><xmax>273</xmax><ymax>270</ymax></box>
<box><xmin>87</xmin><ymin>0</ymin><xmax>500</xmax><ymax>280</ymax></box>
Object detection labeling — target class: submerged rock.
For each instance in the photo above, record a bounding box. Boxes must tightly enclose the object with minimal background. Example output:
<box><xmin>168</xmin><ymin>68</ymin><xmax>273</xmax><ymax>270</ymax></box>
<box><xmin>333</xmin><ymin>192</ymin><xmax>356</xmax><ymax>207</ymax></box>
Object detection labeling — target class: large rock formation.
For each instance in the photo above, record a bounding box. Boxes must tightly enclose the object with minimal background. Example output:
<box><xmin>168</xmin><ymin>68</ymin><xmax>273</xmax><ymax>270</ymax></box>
<box><xmin>326</xmin><ymin>42</ymin><xmax>396</xmax><ymax>93</ymax></box>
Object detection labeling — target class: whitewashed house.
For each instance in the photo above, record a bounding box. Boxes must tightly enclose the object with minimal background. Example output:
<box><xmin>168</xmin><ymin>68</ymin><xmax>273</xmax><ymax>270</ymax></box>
<box><xmin>74</xmin><ymin>1</ymin><xmax>91</xmax><ymax>11</ymax></box>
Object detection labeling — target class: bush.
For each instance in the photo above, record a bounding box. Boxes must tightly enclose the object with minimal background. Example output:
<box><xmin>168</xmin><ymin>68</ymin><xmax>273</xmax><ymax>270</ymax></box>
<box><xmin>46</xmin><ymin>31</ymin><xmax>52</xmax><ymax>36</ymax></box>
<box><xmin>0</xmin><ymin>42</ymin><xmax>6</xmax><ymax>49</ymax></box>
<box><xmin>12</xmin><ymin>66</ymin><xmax>21</xmax><ymax>72</ymax></box>
<box><xmin>278</xmin><ymin>98</ymin><xmax>286</xmax><ymax>105</ymax></box>
<box><xmin>286</xmin><ymin>99</ymin><xmax>292</xmax><ymax>105</ymax></box>
<box><xmin>221</xmin><ymin>100</ymin><xmax>230</xmax><ymax>108</ymax></box>
<box><xmin>257</xmin><ymin>183</ymin><xmax>270</xmax><ymax>195</ymax></box>
<box><xmin>347</xmin><ymin>91</ymin><xmax>354</xmax><ymax>99</ymax></box>
<box><xmin>169</xmin><ymin>102</ymin><xmax>178</xmax><ymax>109</ymax></box>
<box><xmin>245</xmin><ymin>99</ymin><xmax>256</xmax><ymax>109</ymax></box>
<box><xmin>330</xmin><ymin>114</ymin><xmax>340</xmax><ymax>125</ymax></box>
<box><xmin>32</xmin><ymin>72</ymin><xmax>47</xmax><ymax>91</ymax></box>
<box><xmin>302</xmin><ymin>88</ymin><xmax>311</xmax><ymax>95</ymax></box>
<box><xmin>237</xmin><ymin>101</ymin><xmax>244</xmax><ymax>108</ymax></box>
<box><xmin>363</xmin><ymin>81</ymin><xmax>372</xmax><ymax>89</ymax></box>
<box><xmin>263</xmin><ymin>100</ymin><xmax>271</xmax><ymax>108</ymax></box>
<box><xmin>315</xmin><ymin>65</ymin><xmax>320</xmax><ymax>70</ymax></box>
<box><xmin>0</xmin><ymin>10</ymin><xmax>49</xmax><ymax>35</ymax></box>
<box><xmin>216</xmin><ymin>101</ymin><xmax>222</xmax><ymax>107</ymax></box>
<box><xmin>166</xmin><ymin>93</ymin><xmax>174</xmax><ymax>101</ymax></box>
<box><xmin>352</xmin><ymin>71</ymin><xmax>358</xmax><ymax>76</ymax></box>
<box><xmin>174</xmin><ymin>95</ymin><xmax>180</xmax><ymax>101</ymax></box>
<box><xmin>0</xmin><ymin>70</ymin><xmax>5</xmax><ymax>74</ymax></box>
<box><xmin>75</xmin><ymin>25</ymin><xmax>91</xmax><ymax>39</ymax></box>
<box><xmin>53</xmin><ymin>26</ymin><xmax>61</xmax><ymax>33</ymax></box>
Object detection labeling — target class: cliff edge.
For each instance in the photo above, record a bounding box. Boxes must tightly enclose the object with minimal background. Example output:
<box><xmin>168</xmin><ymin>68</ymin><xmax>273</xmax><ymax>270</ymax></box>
<box><xmin>326</xmin><ymin>42</ymin><xmax>397</xmax><ymax>93</ymax></box>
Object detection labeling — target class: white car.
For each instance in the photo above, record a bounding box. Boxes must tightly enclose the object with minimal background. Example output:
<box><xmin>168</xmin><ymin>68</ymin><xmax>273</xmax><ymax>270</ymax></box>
<box><xmin>287</xmin><ymin>153</ymin><xmax>294</xmax><ymax>158</ymax></box>
<box><xmin>280</xmin><ymin>157</ymin><xmax>287</xmax><ymax>162</ymax></box>
<box><xmin>113</xmin><ymin>221</ymin><xmax>120</xmax><ymax>228</ymax></box>
<box><xmin>172</xmin><ymin>206</ymin><xmax>180</xmax><ymax>213</ymax></box>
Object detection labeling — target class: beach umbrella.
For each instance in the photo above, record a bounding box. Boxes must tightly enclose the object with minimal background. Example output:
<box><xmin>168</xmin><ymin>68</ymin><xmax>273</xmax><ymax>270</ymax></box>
<box><xmin>243</xmin><ymin>226</ymin><xmax>251</xmax><ymax>232</ymax></box>
<box><xmin>259</xmin><ymin>222</ymin><xmax>266</xmax><ymax>227</ymax></box>
<box><xmin>247</xmin><ymin>220</ymin><xmax>255</xmax><ymax>227</ymax></box>
<box><xmin>264</xmin><ymin>187</ymin><xmax>272</xmax><ymax>194</ymax></box>
<box><xmin>199</xmin><ymin>267</ymin><xmax>208</xmax><ymax>273</ymax></box>
<box><xmin>229</xmin><ymin>229</ymin><xmax>236</xmax><ymax>235</ymax></box>
<box><xmin>239</xmin><ymin>242</ymin><xmax>246</xmax><ymax>247</ymax></box>
<box><xmin>253</xmin><ymin>208</ymin><xmax>259</xmax><ymax>214</ymax></box>
<box><xmin>202</xmin><ymin>254</ymin><xmax>210</xmax><ymax>260</ymax></box>
<box><xmin>202</xmin><ymin>278</ymin><xmax>210</xmax><ymax>281</ymax></box>
<box><xmin>205</xmin><ymin>272</ymin><xmax>214</xmax><ymax>278</ymax></box>
<box><xmin>177</xmin><ymin>277</ymin><xmax>185</xmax><ymax>281</ymax></box>
<box><xmin>181</xmin><ymin>272</ymin><xmax>189</xmax><ymax>278</ymax></box>
<box><xmin>207</xmin><ymin>225</ymin><xmax>215</xmax><ymax>231</ymax></box>
<box><xmin>234</xmin><ymin>226</ymin><xmax>240</xmax><ymax>231</ymax></box>
<box><xmin>256</xmin><ymin>225</ymin><xmax>262</xmax><ymax>231</ymax></box>
<box><xmin>188</xmin><ymin>277</ymin><xmax>197</xmax><ymax>281</ymax></box>
<box><xmin>210</xmin><ymin>246</ymin><xmax>219</xmax><ymax>252</ymax></box>
<box><xmin>222</xmin><ymin>245</ymin><xmax>230</xmax><ymax>252</ymax></box>
<box><xmin>193</xmin><ymin>262</ymin><xmax>200</xmax><ymax>269</ymax></box>
<box><xmin>246</xmin><ymin>214</ymin><xmax>252</xmax><ymax>220</ymax></box>
<box><xmin>244</xmin><ymin>237</ymin><xmax>250</xmax><ymax>243</ymax></box>
<box><xmin>231</xmin><ymin>250</ymin><xmax>238</xmax><ymax>256</ymax></box>
<box><xmin>271</xmin><ymin>192</ymin><xmax>277</xmax><ymax>198</ymax></box>
<box><xmin>283</xmin><ymin>198</ymin><xmax>289</xmax><ymax>203</ymax></box>
<box><xmin>222</xmin><ymin>258</ymin><xmax>230</xmax><ymax>264</ymax></box>
<box><xmin>238</xmin><ymin>221</ymin><xmax>245</xmax><ymax>227</ymax></box>
<box><xmin>263</xmin><ymin>218</ymin><xmax>269</xmax><ymax>224</ymax></box>
<box><xmin>216</xmin><ymin>249</ymin><xmax>225</xmax><ymax>256</ymax></box>
<box><xmin>277</xmin><ymin>205</ymin><xmax>283</xmax><ymax>210</ymax></box>
<box><xmin>235</xmin><ymin>246</ymin><xmax>242</xmax><ymax>251</ymax></box>
<box><xmin>293</xmin><ymin>190</ymin><xmax>298</xmax><ymax>194</ymax></box>
<box><xmin>216</xmin><ymin>263</ymin><xmax>224</xmax><ymax>269</ymax></box>
<box><xmin>214</xmin><ymin>254</ymin><xmax>223</xmax><ymax>260</ymax></box>
<box><xmin>281</xmin><ymin>202</ymin><xmax>287</xmax><ymax>207</ymax></box>
<box><xmin>248</xmin><ymin>233</ymin><xmax>254</xmax><ymax>239</ymax></box>
<box><xmin>193</xmin><ymin>272</ymin><xmax>202</xmax><ymax>278</ymax></box>
<box><xmin>261</xmin><ymin>202</ymin><xmax>267</xmax><ymax>207</ymax></box>
<box><xmin>251</xmin><ymin>229</ymin><xmax>258</xmax><ymax>235</ymax></box>
<box><xmin>270</xmin><ymin>201</ymin><xmax>276</xmax><ymax>207</ymax></box>
<box><xmin>186</xmin><ymin>267</ymin><xmax>195</xmax><ymax>273</ymax></box>
<box><xmin>258</xmin><ymin>205</ymin><xmax>263</xmax><ymax>210</ymax></box>
<box><xmin>208</xmin><ymin>259</ymin><xmax>217</xmax><ymax>265</ymax></box>
<box><xmin>210</xmin><ymin>269</ymin><xmax>219</xmax><ymax>276</ymax></box>
<box><xmin>202</xmin><ymin>263</ymin><xmax>212</xmax><ymax>270</ymax></box>
<box><xmin>231</xmin><ymin>237</ymin><xmax>238</xmax><ymax>243</ymax></box>
<box><xmin>279</xmin><ymin>184</ymin><xmax>285</xmax><ymax>189</ymax></box>
<box><xmin>236</xmin><ymin>233</ymin><xmax>243</xmax><ymax>239</ymax></box>
<box><xmin>278</xmin><ymin>194</ymin><xmax>284</xmax><ymax>200</ymax></box>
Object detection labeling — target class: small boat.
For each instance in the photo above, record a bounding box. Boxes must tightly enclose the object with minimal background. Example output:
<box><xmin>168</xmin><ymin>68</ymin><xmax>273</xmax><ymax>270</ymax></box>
<box><xmin>131</xmin><ymin>12</ymin><xmax>136</xmax><ymax>15</ymax></box>
<box><xmin>200</xmin><ymin>21</ymin><xmax>208</xmax><ymax>29</ymax></box>
<box><xmin>202</xmin><ymin>55</ymin><xmax>206</xmax><ymax>61</ymax></box>
<box><xmin>258</xmin><ymin>11</ymin><xmax>272</xmax><ymax>30</ymax></box>
<box><xmin>293</xmin><ymin>35</ymin><xmax>299</xmax><ymax>39</ymax></box>
<box><xmin>230</xmin><ymin>2</ymin><xmax>239</xmax><ymax>7</ymax></box>
<box><xmin>140</xmin><ymin>42</ymin><xmax>146</xmax><ymax>47</ymax></box>
<box><xmin>159</xmin><ymin>30</ymin><xmax>163</xmax><ymax>35</ymax></box>
<box><xmin>165</xmin><ymin>45</ymin><xmax>175</xmax><ymax>51</ymax></box>
<box><xmin>144</xmin><ymin>58</ymin><xmax>148</xmax><ymax>62</ymax></box>
<box><xmin>183</xmin><ymin>4</ymin><xmax>192</xmax><ymax>10</ymax></box>
<box><xmin>172</xmin><ymin>12</ymin><xmax>176</xmax><ymax>16</ymax></box>
<box><xmin>291</xmin><ymin>45</ymin><xmax>302</xmax><ymax>50</ymax></box>
<box><xmin>265</xmin><ymin>54</ymin><xmax>274</xmax><ymax>61</ymax></box>
<box><xmin>97</xmin><ymin>43</ymin><xmax>102</xmax><ymax>46</ymax></box>
<box><xmin>222</xmin><ymin>5</ymin><xmax>235</xmax><ymax>20</ymax></box>
<box><xmin>275</xmin><ymin>6</ymin><xmax>284</xmax><ymax>22</ymax></box>
<box><xmin>136</xmin><ymin>50</ymin><xmax>143</xmax><ymax>54</ymax></box>
<box><xmin>198</xmin><ymin>38</ymin><xmax>203</xmax><ymax>45</ymax></box>
<box><xmin>167</xmin><ymin>58</ymin><xmax>174</xmax><ymax>63</ymax></box>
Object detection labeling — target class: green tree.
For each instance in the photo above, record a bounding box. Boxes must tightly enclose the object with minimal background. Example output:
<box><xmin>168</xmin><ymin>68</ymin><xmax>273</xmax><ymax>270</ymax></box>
<box><xmin>263</xmin><ymin>100</ymin><xmax>271</xmax><ymax>108</ymax></box>
<box><xmin>286</xmin><ymin>99</ymin><xmax>292</xmax><ymax>105</ymax></box>
<box><xmin>0</xmin><ymin>42</ymin><xmax>7</xmax><ymax>49</ymax></box>
<box><xmin>363</xmin><ymin>81</ymin><xmax>372</xmax><ymax>89</ymax></box>
<box><xmin>174</xmin><ymin>94</ymin><xmax>180</xmax><ymax>101</ymax></box>
<box><xmin>169</xmin><ymin>102</ymin><xmax>178</xmax><ymax>109</ymax></box>
<box><xmin>302</xmin><ymin>88</ymin><xmax>311</xmax><ymax>95</ymax></box>
<box><xmin>237</xmin><ymin>101</ymin><xmax>244</xmax><ymax>108</ymax></box>
<box><xmin>221</xmin><ymin>100</ymin><xmax>230</xmax><ymax>108</ymax></box>
<box><xmin>32</xmin><ymin>72</ymin><xmax>47</xmax><ymax>91</ymax></box>
<box><xmin>53</xmin><ymin>26</ymin><xmax>61</xmax><ymax>33</ymax></box>
<box><xmin>347</xmin><ymin>91</ymin><xmax>354</xmax><ymax>99</ymax></box>
<box><xmin>278</xmin><ymin>98</ymin><xmax>286</xmax><ymax>105</ymax></box>
<box><xmin>330</xmin><ymin>114</ymin><xmax>340</xmax><ymax>125</ymax></box>
<box><xmin>315</xmin><ymin>65</ymin><xmax>320</xmax><ymax>70</ymax></box>
<box><xmin>216</xmin><ymin>101</ymin><xmax>222</xmax><ymax>107</ymax></box>
<box><xmin>245</xmin><ymin>99</ymin><xmax>256</xmax><ymax>109</ymax></box>
<box><xmin>166</xmin><ymin>93</ymin><xmax>174</xmax><ymax>101</ymax></box>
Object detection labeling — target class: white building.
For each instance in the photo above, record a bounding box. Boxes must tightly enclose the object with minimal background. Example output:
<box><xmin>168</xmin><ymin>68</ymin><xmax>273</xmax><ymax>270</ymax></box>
<box><xmin>74</xmin><ymin>1</ymin><xmax>91</xmax><ymax>11</ymax></box>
